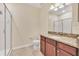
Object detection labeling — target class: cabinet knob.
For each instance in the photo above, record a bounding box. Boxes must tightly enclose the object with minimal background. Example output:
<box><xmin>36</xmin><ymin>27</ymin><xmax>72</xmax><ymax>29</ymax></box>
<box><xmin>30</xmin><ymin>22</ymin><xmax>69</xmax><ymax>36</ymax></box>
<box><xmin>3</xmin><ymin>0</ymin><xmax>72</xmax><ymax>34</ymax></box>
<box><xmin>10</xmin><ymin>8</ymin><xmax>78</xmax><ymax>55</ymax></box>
<box><xmin>57</xmin><ymin>50</ymin><xmax>60</xmax><ymax>53</ymax></box>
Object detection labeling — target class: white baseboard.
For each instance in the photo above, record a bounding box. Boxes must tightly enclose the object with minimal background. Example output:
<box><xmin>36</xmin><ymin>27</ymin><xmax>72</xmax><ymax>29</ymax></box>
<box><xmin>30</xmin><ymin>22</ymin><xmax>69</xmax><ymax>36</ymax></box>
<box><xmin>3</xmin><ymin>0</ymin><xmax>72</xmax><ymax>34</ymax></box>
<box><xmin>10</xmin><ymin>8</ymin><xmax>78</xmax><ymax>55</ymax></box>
<box><xmin>13</xmin><ymin>43</ymin><xmax>33</xmax><ymax>50</ymax></box>
<box><xmin>0</xmin><ymin>49</ymin><xmax>12</xmax><ymax>56</ymax></box>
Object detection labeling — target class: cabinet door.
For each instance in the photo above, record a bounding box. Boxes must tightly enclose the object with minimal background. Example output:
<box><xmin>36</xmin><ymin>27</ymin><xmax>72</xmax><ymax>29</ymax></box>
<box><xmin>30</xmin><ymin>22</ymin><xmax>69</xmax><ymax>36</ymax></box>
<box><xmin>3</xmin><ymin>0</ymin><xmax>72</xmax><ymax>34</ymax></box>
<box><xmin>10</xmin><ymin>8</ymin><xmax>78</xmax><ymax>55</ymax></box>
<box><xmin>40</xmin><ymin>36</ymin><xmax>46</xmax><ymax>55</ymax></box>
<box><xmin>57</xmin><ymin>42</ymin><xmax>76</xmax><ymax>56</ymax></box>
<box><xmin>46</xmin><ymin>42</ymin><xmax>56</xmax><ymax>56</ymax></box>
<box><xmin>41</xmin><ymin>40</ymin><xmax>45</xmax><ymax>55</ymax></box>
<box><xmin>57</xmin><ymin>48</ymin><xmax>72</xmax><ymax>56</ymax></box>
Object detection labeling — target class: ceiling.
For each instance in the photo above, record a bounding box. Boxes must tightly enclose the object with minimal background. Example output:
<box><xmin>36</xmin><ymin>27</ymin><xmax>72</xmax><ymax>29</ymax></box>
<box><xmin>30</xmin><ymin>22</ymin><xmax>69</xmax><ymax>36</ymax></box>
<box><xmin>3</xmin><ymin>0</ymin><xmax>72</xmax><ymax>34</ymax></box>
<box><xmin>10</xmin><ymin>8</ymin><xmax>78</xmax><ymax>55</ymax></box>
<box><xmin>27</xmin><ymin>3</ymin><xmax>41</xmax><ymax>8</ymax></box>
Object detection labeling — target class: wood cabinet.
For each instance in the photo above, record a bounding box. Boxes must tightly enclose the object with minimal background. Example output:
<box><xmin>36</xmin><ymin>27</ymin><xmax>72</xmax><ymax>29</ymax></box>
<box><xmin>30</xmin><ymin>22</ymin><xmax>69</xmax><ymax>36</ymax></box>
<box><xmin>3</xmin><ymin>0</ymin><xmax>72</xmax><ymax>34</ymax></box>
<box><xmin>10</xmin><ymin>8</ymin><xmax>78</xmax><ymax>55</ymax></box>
<box><xmin>46</xmin><ymin>38</ymin><xmax>56</xmax><ymax>56</ymax></box>
<box><xmin>57</xmin><ymin>42</ymin><xmax>77</xmax><ymax>56</ymax></box>
<box><xmin>40</xmin><ymin>35</ymin><xmax>46</xmax><ymax>55</ymax></box>
<box><xmin>40</xmin><ymin>35</ymin><xmax>79</xmax><ymax>56</ymax></box>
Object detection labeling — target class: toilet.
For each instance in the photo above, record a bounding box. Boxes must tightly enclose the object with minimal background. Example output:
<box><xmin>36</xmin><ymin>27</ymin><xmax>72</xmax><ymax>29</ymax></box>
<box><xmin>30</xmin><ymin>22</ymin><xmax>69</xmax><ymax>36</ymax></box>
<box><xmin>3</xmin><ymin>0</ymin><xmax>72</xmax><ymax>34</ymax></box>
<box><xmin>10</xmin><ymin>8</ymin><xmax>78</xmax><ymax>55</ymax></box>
<box><xmin>33</xmin><ymin>36</ymin><xmax>40</xmax><ymax>50</ymax></box>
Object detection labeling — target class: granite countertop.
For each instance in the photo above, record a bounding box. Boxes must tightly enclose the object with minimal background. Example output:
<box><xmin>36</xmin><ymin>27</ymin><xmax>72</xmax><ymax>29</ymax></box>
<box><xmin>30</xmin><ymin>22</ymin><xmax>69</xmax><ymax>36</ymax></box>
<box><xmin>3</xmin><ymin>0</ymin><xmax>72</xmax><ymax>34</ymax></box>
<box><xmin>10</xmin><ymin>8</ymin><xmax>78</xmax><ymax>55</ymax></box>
<box><xmin>41</xmin><ymin>34</ymin><xmax>79</xmax><ymax>48</ymax></box>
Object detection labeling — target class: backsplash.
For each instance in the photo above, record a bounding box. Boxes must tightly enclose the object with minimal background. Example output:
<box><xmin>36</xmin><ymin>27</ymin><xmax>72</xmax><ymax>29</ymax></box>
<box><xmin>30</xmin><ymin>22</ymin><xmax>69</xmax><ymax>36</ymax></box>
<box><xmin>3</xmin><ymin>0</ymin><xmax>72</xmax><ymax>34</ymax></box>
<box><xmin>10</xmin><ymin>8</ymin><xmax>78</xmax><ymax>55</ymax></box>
<box><xmin>48</xmin><ymin>31</ymin><xmax>79</xmax><ymax>39</ymax></box>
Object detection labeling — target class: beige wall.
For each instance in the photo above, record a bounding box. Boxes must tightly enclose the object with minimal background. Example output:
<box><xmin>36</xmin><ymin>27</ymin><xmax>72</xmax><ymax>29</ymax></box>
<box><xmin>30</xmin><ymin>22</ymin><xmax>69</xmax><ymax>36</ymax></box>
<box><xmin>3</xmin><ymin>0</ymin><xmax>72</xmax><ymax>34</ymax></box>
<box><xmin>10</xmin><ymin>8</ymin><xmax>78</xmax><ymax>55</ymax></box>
<box><xmin>6</xmin><ymin>4</ymin><xmax>41</xmax><ymax>48</ymax></box>
<box><xmin>39</xmin><ymin>4</ymin><xmax>49</xmax><ymax>35</ymax></box>
<box><xmin>6</xmin><ymin>3</ymin><xmax>49</xmax><ymax>49</ymax></box>
<box><xmin>72</xmin><ymin>4</ymin><xmax>79</xmax><ymax>34</ymax></box>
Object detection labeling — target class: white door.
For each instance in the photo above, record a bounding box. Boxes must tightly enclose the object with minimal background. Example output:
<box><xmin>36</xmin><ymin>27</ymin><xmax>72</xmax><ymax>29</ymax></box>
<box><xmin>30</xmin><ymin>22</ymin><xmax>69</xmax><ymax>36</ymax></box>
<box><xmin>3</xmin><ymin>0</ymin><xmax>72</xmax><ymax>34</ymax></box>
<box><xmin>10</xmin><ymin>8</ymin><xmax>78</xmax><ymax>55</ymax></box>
<box><xmin>0</xmin><ymin>3</ymin><xmax>5</xmax><ymax>56</ymax></box>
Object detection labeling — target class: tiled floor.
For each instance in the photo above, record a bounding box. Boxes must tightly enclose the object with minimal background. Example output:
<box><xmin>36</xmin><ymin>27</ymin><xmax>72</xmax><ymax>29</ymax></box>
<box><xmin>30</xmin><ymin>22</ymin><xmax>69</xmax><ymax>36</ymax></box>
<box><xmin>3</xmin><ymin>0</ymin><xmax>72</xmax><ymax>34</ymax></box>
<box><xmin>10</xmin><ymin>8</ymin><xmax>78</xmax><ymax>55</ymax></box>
<box><xmin>11</xmin><ymin>46</ymin><xmax>43</xmax><ymax>56</ymax></box>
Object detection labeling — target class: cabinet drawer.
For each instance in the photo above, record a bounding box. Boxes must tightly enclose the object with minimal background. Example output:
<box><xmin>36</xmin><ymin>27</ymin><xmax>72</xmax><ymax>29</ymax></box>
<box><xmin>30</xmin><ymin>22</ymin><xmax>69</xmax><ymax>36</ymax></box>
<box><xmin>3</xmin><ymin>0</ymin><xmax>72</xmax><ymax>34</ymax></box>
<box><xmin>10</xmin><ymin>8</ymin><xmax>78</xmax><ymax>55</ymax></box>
<box><xmin>46</xmin><ymin>37</ymin><xmax>56</xmax><ymax>46</ymax></box>
<box><xmin>46</xmin><ymin>42</ymin><xmax>56</xmax><ymax>56</ymax></box>
<box><xmin>57</xmin><ymin>42</ymin><xmax>77</xmax><ymax>55</ymax></box>
<box><xmin>57</xmin><ymin>48</ymin><xmax>72</xmax><ymax>56</ymax></box>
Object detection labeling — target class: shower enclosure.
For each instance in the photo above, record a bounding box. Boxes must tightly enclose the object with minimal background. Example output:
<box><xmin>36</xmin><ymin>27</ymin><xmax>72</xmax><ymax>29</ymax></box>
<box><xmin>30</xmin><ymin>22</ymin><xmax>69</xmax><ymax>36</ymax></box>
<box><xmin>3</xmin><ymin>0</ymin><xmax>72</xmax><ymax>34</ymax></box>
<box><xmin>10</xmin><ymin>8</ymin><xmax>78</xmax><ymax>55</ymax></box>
<box><xmin>0</xmin><ymin>3</ymin><xmax>12</xmax><ymax>56</ymax></box>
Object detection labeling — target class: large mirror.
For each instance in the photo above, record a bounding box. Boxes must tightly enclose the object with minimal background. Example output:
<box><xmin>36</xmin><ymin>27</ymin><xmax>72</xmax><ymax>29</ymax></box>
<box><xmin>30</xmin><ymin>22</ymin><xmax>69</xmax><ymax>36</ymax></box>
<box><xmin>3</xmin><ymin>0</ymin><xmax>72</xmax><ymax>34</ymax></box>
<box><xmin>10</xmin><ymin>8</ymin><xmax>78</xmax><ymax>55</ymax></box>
<box><xmin>48</xmin><ymin>3</ymin><xmax>79</xmax><ymax>35</ymax></box>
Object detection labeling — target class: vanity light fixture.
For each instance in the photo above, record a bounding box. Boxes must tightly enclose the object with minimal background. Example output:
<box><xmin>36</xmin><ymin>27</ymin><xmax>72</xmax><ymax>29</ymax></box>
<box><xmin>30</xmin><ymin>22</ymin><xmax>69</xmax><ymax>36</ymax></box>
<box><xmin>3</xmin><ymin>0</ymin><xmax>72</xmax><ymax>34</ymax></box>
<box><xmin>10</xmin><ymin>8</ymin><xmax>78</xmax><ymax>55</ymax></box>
<box><xmin>54</xmin><ymin>8</ymin><xmax>58</xmax><ymax>11</ymax></box>
<box><xmin>59</xmin><ymin>5</ymin><xmax>64</xmax><ymax>8</ymax></box>
<box><xmin>49</xmin><ymin>3</ymin><xmax>71</xmax><ymax>11</ymax></box>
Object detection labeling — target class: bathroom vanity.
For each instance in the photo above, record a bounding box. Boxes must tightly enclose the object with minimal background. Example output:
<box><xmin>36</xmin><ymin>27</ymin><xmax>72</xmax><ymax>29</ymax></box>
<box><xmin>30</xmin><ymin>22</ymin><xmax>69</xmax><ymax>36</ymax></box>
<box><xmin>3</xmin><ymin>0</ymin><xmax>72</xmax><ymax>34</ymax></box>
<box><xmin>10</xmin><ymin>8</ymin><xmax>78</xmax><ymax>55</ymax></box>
<box><xmin>41</xmin><ymin>3</ymin><xmax>79</xmax><ymax>56</ymax></box>
<box><xmin>40</xmin><ymin>34</ymin><xmax>79</xmax><ymax>56</ymax></box>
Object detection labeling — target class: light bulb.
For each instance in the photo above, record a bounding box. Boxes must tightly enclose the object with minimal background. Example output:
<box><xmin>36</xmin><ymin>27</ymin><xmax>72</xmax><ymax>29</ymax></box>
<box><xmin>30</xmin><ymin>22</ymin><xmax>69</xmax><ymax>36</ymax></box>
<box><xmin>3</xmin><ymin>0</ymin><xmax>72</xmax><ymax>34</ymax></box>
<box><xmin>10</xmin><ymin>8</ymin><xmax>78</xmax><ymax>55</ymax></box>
<box><xmin>54</xmin><ymin>8</ymin><xmax>58</xmax><ymax>11</ymax></box>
